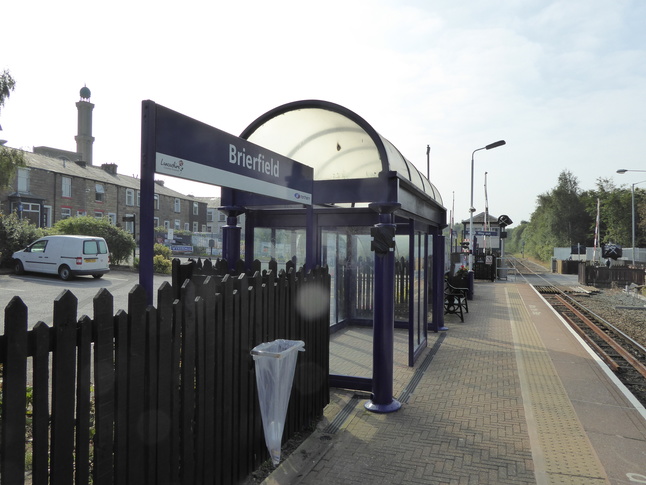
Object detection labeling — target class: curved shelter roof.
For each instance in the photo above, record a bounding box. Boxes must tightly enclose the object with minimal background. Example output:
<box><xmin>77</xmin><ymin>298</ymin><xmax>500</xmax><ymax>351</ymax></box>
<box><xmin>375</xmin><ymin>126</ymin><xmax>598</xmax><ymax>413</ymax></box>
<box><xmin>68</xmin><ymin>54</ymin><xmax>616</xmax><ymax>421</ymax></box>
<box><xmin>237</xmin><ymin>100</ymin><xmax>446</xmax><ymax>226</ymax></box>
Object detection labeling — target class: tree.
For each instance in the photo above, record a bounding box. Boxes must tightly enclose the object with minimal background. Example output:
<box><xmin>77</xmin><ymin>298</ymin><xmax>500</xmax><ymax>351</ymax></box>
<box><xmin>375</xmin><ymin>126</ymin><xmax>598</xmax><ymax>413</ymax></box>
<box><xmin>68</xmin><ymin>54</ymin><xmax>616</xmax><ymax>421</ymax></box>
<box><xmin>0</xmin><ymin>70</ymin><xmax>16</xmax><ymax>111</ymax></box>
<box><xmin>0</xmin><ymin>70</ymin><xmax>26</xmax><ymax>189</ymax></box>
<box><xmin>0</xmin><ymin>212</ymin><xmax>45</xmax><ymax>267</ymax></box>
<box><xmin>51</xmin><ymin>216</ymin><xmax>136</xmax><ymax>265</ymax></box>
<box><xmin>521</xmin><ymin>171</ymin><xmax>591</xmax><ymax>262</ymax></box>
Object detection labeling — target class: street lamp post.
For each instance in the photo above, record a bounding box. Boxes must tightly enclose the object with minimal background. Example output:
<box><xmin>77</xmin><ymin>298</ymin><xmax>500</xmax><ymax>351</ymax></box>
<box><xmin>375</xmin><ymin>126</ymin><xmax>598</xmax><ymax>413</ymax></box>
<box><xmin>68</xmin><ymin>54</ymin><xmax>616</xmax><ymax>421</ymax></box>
<box><xmin>617</xmin><ymin>169</ymin><xmax>646</xmax><ymax>266</ymax></box>
<box><xmin>469</xmin><ymin>140</ymin><xmax>506</xmax><ymax>271</ymax></box>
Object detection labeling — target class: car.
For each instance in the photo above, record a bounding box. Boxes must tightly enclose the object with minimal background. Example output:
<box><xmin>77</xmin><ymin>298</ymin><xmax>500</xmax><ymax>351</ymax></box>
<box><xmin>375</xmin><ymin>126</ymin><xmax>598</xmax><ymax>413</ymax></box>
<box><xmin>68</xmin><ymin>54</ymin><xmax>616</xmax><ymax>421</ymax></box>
<box><xmin>12</xmin><ymin>235</ymin><xmax>110</xmax><ymax>280</ymax></box>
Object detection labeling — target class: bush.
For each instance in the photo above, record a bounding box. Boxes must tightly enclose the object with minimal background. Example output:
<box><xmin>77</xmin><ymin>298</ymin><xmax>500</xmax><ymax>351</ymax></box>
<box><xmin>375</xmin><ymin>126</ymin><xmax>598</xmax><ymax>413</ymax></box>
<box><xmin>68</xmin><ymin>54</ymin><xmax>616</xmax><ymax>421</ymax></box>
<box><xmin>154</xmin><ymin>243</ymin><xmax>172</xmax><ymax>260</ymax></box>
<box><xmin>51</xmin><ymin>216</ymin><xmax>136</xmax><ymax>265</ymax></box>
<box><xmin>0</xmin><ymin>212</ymin><xmax>46</xmax><ymax>267</ymax></box>
<box><xmin>152</xmin><ymin>254</ymin><xmax>172</xmax><ymax>274</ymax></box>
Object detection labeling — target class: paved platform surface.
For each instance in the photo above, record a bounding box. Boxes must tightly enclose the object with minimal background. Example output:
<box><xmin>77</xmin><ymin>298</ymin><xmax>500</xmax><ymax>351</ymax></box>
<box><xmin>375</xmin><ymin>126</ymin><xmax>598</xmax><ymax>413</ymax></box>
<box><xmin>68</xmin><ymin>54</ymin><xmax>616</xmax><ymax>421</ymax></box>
<box><xmin>265</xmin><ymin>279</ymin><xmax>646</xmax><ymax>485</ymax></box>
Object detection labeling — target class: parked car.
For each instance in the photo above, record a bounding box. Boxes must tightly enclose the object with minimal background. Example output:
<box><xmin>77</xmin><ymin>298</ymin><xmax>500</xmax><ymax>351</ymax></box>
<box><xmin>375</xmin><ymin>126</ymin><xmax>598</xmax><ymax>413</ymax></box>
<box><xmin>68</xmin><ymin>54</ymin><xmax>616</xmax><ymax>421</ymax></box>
<box><xmin>12</xmin><ymin>235</ymin><xmax>110</xmax><ymax>280</ymax></box>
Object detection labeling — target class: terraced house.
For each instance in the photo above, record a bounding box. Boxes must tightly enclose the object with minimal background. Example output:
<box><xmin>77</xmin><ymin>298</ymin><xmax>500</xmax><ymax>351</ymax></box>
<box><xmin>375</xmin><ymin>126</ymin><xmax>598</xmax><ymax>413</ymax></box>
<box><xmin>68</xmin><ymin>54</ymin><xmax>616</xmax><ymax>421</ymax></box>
<box><xmin>0</xmin><ymin>87</ymin><xmax>207</xmax><ymax>238</ymax></box>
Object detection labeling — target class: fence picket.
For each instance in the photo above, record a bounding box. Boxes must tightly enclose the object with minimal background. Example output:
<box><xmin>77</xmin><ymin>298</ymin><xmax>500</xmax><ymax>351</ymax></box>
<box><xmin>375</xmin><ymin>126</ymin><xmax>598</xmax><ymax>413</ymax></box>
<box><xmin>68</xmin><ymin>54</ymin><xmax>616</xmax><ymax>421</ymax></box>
<box><xmin>50</xmin><ymin>290</ymin><xmax>78</xmax><ymax>484</ymax></box>
<box><xmin>113</xmin><ymin>310</ymin><xmax>129</xmax><ymax>484</ymax></box>
<box><xmin>1</xmin><ymin>297</ymin><xmax>28</xmax><ymax>484</ymax></box>
<box><xmin>92</xmin><ymin>288</ymin><xmax>115</xmax><ymax>485</ymax></box>
<box><xmin>145</xmin><ymin>305</ymin><xmax>159</xmax><ymax>485</ymax></box>
<box><xmin>31</xmin><ymin>321</ymin><xmax>50</xmax><ymax>485</ymax></box>
<box><xmin>127</xmin><ymin>285</ymin><xmax>147</xmax><ymax>485</ymax></box>
<box><xmin>155</xmin><ymin>281</ymin><xmax>174</xmax><ymax>483</ymax></box>
<box><xmin>179</xmin><ymin>280</ymin><xmax>196</xmax><ymax>485</ymax></box>
<box><xmin>75</xmin><ymin>315</ymin><xmax>92</xmax><ymax>485</ymax></box>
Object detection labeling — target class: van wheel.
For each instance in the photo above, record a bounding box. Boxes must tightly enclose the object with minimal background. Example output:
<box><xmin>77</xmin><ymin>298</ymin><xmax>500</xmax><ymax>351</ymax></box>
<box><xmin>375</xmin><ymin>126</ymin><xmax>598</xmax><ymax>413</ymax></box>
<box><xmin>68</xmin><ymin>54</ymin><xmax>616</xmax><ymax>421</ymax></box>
<box><xmin>93</xmin><ymin>274</ymin><xmax>103</xmax><ymax>279</ymax></box>
<box><xmin>58</xmin><ymin>265</ymin><xmax>72</xmax><ymax>281</ymax></box>
<box><xmin>14</xmin><ymin>260</ymin><xmax>24</xmax><ymax>275</ymax></box>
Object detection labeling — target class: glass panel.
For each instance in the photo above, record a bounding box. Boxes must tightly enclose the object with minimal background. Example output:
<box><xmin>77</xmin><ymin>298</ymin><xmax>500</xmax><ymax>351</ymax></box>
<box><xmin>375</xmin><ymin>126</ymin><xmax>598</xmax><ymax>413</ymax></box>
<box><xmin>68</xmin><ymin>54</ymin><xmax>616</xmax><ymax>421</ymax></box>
<box><xmin>253</xmin><ymin>227</ymin><xmax>306</xmax><ymax>272</ymax></box>
<box><xmin>414</xmin><ymin>232</ymin><xmax>425</xmax><ymax>347</ymax></box>
<box><xmin>351</xmin><ymin>231</ymin><xmax>373</xmax><ymax>320</ymax></box>
<box><xmin>337</xmin><ymin>234</ymin><xmax>347</xmax><ymax>323</ymax></box>
<box><xmin>321</xmin><ymin>231</ymin><xmax>338</xmax><ymax>326</ymax></box>
<box><xmin>394</xmin><ymin>234</ymin><xmax>409</xmax><ymax>322</ymax></box>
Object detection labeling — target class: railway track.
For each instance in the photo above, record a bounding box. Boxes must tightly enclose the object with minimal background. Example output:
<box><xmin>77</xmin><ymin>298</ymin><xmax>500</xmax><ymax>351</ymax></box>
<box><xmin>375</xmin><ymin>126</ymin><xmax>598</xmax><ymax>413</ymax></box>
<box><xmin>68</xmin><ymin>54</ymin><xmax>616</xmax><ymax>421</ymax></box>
<box><xmin>507</xmin><ymin>257</ymin><xmax>646</xmax><ymax>408</ymax></box>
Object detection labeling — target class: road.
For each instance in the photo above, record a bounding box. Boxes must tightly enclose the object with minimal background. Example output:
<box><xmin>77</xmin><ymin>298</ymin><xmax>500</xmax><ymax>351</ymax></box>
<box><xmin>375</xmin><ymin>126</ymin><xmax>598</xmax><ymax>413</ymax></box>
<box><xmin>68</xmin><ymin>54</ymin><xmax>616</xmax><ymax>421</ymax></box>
<box><xmin>0</xmin><ymin>269</ymin><xmax>173</xmax><ymax>330</ymax></box>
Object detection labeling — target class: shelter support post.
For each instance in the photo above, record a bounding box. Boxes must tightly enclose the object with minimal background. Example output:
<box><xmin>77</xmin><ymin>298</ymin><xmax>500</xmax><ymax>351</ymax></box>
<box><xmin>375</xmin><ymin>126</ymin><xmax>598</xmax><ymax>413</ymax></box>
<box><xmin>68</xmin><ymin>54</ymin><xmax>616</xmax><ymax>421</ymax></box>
<box><xmin>139</xmin><ymin>101</ymin><xmax>156</xmax><ymax>305</ymax></box>
<box><xmin>365</xmin><ymin>202</ymin><xmax>402</xmax><ymax>413</ymax></box>
<box><xmin>220</xmin><ymin>206</ymin><xmax>245</xmax><ymax>265</ymax></box>
<box><xmin>431</xmin><ymin>233</ymin><xmax>446</xmax><ymax>332</ymax></box>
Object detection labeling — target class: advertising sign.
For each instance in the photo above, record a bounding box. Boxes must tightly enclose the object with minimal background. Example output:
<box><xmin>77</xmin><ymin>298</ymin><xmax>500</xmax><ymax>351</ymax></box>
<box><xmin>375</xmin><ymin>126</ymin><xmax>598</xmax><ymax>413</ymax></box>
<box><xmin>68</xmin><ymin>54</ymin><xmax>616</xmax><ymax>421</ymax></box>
<box><xmin>150</xmin><ymin>102</ymin><xmax>313</xmax><ymax>205</ymax></box>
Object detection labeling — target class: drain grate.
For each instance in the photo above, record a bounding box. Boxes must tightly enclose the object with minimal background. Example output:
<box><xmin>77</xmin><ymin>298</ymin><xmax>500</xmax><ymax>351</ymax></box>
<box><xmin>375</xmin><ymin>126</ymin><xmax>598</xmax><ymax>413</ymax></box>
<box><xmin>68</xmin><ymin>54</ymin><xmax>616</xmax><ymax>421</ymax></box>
<box><xmin>398</xmin><ymin>333</ymin><xmax>446</xmax><ymax>403</ymax></box>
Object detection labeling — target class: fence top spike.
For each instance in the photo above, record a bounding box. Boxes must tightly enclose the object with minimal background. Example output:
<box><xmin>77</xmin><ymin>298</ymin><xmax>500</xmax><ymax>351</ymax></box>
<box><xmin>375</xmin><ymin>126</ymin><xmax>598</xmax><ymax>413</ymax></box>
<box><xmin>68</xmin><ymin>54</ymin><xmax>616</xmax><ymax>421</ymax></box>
<box><xmin>55</xmin><ymin>288</ymin><xmax>78</xmax><ymax>304</ymax></box>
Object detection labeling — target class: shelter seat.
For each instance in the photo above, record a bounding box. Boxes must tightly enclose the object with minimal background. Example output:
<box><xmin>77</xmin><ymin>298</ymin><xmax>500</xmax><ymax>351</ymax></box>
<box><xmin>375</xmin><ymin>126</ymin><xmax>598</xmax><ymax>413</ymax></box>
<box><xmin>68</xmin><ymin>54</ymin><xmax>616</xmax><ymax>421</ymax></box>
<box><xmin>444</xmin><ymin>280</ymin><xmax>469</xmax><ymax>322</ymax></box>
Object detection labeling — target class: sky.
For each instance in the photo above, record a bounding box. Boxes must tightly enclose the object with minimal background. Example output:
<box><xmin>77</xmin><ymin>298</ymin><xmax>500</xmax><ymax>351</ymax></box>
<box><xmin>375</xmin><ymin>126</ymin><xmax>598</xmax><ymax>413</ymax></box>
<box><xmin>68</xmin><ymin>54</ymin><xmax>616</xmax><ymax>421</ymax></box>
<box><xmin>1</xmin><ymin>0</ymin><xmax>645</xmax><ymax>226</ymax></box>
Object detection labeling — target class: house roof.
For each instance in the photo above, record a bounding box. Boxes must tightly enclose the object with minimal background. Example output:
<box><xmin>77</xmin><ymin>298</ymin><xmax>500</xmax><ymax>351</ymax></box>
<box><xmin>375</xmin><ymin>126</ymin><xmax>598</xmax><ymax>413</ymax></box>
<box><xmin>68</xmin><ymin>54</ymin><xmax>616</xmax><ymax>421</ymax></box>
<box><xmin>19</xmin><ymin>149</ymin><xmax>196</xmax><ymax>200</ymax></box>
<box><xmin>461</xmin><ymin>212</ymin><xmax>500</xmax><ymax>225</ymax></box>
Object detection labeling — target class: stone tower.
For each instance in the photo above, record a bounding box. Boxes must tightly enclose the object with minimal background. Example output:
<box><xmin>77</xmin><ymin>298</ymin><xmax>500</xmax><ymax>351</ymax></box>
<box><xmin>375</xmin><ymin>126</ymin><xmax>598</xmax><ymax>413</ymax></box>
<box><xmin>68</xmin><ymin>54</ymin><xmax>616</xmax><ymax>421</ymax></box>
<box><xmin>75</xmin><ymin>85</ymin><xmax>95</xmax><ymax>165</ymax></box>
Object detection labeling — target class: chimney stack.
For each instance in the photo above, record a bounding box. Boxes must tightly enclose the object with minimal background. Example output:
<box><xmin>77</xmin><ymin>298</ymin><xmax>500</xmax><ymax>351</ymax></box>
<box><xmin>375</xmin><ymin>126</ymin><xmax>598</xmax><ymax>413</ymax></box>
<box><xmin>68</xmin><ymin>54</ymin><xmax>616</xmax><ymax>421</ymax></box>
<box><xmin>75</xmin><ymin>85</ymin><xmax>95</xmax><ymax>166</ymax></box>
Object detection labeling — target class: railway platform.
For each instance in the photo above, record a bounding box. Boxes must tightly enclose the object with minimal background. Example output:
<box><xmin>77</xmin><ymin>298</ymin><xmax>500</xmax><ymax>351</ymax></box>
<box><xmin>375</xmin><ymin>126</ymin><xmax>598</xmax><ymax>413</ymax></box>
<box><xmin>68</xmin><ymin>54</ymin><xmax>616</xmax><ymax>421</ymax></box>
<box><xmin>264</xmin><ymin>277</ymin><xmax>646</xmax><ymax>485</ymax></box>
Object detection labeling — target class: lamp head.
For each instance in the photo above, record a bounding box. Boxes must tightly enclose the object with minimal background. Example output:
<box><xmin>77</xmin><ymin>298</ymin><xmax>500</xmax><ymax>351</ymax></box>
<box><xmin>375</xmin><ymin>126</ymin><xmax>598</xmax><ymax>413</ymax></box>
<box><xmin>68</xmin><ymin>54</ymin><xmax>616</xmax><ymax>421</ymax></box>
<box><xmin>485</xmin><ymin>140</ymin><xmax>506</xmax><ymax>150</ymax></box>
<box><xmin>617</xmin><ymin>169</ymin><xmax>628</xmax><ymax>174</ymax></box>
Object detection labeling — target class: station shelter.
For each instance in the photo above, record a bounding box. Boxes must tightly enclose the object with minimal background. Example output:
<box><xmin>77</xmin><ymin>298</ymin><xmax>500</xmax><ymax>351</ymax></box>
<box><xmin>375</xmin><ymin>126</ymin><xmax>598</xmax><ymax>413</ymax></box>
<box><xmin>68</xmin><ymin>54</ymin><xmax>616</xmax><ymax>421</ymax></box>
<box><xmin>220</xmin><ymin>100</ymin><xmax>447</xmax><ymax>397</ymax></box>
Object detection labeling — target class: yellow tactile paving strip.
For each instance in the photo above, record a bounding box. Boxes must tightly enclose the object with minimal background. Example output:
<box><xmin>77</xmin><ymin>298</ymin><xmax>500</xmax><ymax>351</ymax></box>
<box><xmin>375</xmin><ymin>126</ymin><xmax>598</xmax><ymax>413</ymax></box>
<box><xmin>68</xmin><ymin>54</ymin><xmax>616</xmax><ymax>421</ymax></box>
<box><xmin>506</xmin><ymin>286</ymin><xmax>609</xmax><ymax>484</ymax></box>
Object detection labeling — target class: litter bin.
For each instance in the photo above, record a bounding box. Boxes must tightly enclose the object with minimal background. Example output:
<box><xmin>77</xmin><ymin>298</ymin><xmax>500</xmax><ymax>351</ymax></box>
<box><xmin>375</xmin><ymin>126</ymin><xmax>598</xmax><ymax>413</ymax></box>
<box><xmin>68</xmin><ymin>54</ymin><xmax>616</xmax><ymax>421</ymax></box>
<box><xmin>251</xmin><ymin>339</ymin><xmax>305</xmax><ymax>466</ymax></box>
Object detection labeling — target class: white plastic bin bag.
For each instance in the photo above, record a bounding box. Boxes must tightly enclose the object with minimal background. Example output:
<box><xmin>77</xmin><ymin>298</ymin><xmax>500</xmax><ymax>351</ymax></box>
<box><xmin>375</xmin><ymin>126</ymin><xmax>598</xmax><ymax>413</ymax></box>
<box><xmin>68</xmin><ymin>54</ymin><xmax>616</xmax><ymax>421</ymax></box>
<box><xmin>251</xmin><ymin>339</ymin><xmax>305</xmax><ymax>466</ymax></box>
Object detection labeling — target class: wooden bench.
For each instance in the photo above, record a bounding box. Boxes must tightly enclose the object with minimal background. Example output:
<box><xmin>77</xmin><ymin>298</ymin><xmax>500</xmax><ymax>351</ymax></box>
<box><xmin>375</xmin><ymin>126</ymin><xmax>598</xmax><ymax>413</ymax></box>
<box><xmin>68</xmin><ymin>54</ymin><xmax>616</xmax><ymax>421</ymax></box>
<box><xmin>444</xmin><ymin>280</ymin><xmax>469</xmax><ymax>322</ymax></box>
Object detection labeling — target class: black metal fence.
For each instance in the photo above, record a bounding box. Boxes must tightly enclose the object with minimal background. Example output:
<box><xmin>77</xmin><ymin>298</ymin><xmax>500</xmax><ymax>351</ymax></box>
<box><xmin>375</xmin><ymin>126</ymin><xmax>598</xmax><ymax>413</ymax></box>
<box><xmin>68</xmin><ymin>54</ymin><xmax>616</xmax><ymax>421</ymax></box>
<box><xmin>578</xmin><ymin>263</ymin><xmax>645</xmax><ymax>287</ymax></box>
<box><xmin>0</xmin><ymin>260</ymin><xmax>330</xmax><ymax>484</ymax></box>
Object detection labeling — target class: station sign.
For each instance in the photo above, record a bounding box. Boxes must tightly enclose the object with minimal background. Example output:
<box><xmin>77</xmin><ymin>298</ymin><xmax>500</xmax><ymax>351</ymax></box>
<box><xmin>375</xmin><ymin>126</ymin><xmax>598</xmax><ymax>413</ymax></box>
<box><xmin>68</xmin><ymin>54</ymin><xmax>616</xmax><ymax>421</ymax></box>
<box><xmin>149</xmin><ymin>102</ymin><xmax>313</xmax><ymax>205</ymax></box>
<box><xmin>475</xmin><ymin>230</ymin><xmax>497</xmax><ymax>236</ymax></box>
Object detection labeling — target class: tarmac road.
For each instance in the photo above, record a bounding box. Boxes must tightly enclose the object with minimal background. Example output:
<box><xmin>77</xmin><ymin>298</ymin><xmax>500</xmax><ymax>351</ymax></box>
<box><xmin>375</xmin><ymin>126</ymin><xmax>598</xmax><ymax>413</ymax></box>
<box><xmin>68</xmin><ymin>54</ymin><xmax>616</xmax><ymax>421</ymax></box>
<box><xmin>0</xmin><ymin>268</ymin><xmax>172</xmax><ymax>330</ymax></box>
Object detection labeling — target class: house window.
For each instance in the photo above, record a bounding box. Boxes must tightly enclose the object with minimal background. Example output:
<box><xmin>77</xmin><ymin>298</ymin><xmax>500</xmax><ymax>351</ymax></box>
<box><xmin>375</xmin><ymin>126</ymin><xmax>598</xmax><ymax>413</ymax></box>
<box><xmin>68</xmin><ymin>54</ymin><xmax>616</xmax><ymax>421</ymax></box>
<box><xmin>207</xmin><ymin>209</ymin><xmax>214</xmax><ymax>222</ymax></box>
<box><xmin>174</xmin><ymin>198</ymin><xmax>181</xmax><ymax>213</ymax></box>
<box><xmin>193</xmin><ymin>222</ymin><xmax>198</xmax><ymax>232</ymax></box>
<box><xmin>95</xmin><ymin>184</ymin><xmax>105</xmax><ymax>203</ymax></box>
<box><xmin>174</xmin><ymin>220</ymin><xmax>181</xmax><ymax>230</ymax></box>
<box><xmin>137</xmin><ymin>190</ymin><xmax>141</xmax><ymax>207</ymax></box>
<box><xmin>61</xmin><ymin>207</ymin><xmax>72</xmax><ymax>219</ymax></box>
<box><xmin>193</xmin><ymin>202</ymin><xmax>199</xmax><ymax>215</ymax></box>
<box><xmin>108</xmin><ymin>213</ymin><xmax>117</xmax><ymax>225</ymax></box>
<box><xmin>154</xmin><ymin>217</ymin><xmax>160</xmax><ymax>227</ymax></box>
<box><xmin>94</xmin><ymin>211</ymin><xmax>104</xmax><ymax>218</ymax></box>
<box><xmin>201</xmin><ymin>224</ymin><xmax>207</xmax><ymax>232</ymax></box>
<box><xmin>77</xmin><ymin>210</ymin><xmax>87</xmax><ymax>217</ymax></box>
<box><xmin>125</xmin><ymin>214</ymin><xmax>134</xmax><ymax>234</ymax></box>
<box><xmin>154</xmin><ymin>194</ymin><xmax>160</xmax><ymax>210</ymax></box>
<box><xmin>17</xmin><ymin>168</ymin><xmax>30</xmax><ymax>192</ymax></box>
<box><xmin>62</xmin><ymin>177</ymin><xmax>72</xmax><ymax>198</ymax></box>
<box><xmin>126</xmin><ymin>189</ymin><xmax>135</xmax><ymax>206</ymax></box>
<box><xmin>164</xmin><ymin>220</ymin><xmax>170</xmax><ymax>230</ymax></box>
<box><xmin>219</xmin><ymin>212</ymin><xmax>226</xmax><ymax>222</ymax></box>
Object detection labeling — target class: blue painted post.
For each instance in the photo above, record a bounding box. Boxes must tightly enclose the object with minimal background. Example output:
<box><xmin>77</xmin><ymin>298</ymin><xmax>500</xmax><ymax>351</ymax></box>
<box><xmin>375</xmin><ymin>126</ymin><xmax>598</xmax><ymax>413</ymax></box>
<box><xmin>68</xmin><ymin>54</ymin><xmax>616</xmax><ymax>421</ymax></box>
<box><xmin>432</xmin><ymin>233</ymin><xmax>447</xmax><ymax>332</ymax></box>
<box><xmin>365</xmin><ymin>202</ymin><xmax>401</xmax><ymax>413</ymax></box>
<box><xmin>139</xmin><ymin>101</ymin><xmax>156</xmax><ymax>305</ymax></box>
<box><xmin>220</xmin><ymin>206</ymin><xmax>244</xmax><ymax>265</ymax></box>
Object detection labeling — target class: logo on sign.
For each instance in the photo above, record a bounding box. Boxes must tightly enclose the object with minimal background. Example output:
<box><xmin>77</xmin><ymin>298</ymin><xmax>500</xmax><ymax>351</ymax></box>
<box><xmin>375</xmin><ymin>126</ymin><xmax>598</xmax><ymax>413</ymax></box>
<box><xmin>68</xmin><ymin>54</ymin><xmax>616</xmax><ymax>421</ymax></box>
<box><xmin>294</xmin><ymin>193</ymin><xmax>311</xmax><ymax>203</ymax></box>
<box><xmin>159</xmin><ymin>158</ymin><xmax>184</xmax><ymax>174</ymax></box>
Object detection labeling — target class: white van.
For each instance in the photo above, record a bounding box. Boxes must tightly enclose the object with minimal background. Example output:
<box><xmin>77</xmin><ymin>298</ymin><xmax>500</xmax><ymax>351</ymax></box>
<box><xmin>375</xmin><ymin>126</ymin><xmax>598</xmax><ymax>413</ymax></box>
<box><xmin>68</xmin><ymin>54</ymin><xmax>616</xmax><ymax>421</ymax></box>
<box><xmin>13</xmin><ymin>235</ymin><xmax>110</xmax><ymax>280</ymax></box>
